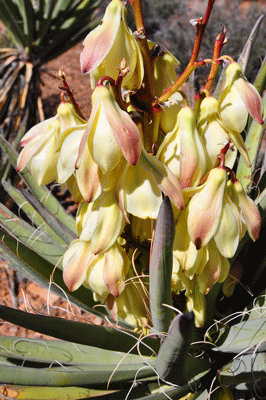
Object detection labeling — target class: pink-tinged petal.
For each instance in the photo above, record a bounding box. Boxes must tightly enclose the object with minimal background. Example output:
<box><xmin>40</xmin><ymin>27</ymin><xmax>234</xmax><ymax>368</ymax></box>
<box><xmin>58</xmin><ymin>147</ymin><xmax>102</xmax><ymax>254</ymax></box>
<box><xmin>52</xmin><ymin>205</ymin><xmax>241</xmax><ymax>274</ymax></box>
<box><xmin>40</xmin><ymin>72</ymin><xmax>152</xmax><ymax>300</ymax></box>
<box><xmin>63</xmin><ymin>240</ymin><xmax>96</xmax><ymax>292</ymax></box>
<box><xmin>16</xmin><ymin>128</ymin><xmax>56</xmax><ymax>173</ymax></box>
<box><xmin>57</xmin><ymin>126</ymin><xmax>85</xmax><ymax>183</ymax></box>
<box><xmin>187</xmin><ymin>167</ymin><xmax>227</xmax><ymax>249</ymax></box>
<box><xmin>102</xmin><ymin>90</ymin><xmax>142</xmax><ymax>166</ymax></box>
<box><xmin>76</xmin><ymin>148</ymin><xmax>102</xmax><ymax>203</ymax></box>
<box><xmin>86</xmin><ymin>255</ymin><xmax>110</xmax><ymax>299</ymax></box>
<box><xmin>139</xmin><ymin>149</ymin><xmax>184</xmax><ymax>210</ymax></box>
<box><xmin>103</xmin><ymin>244</ymin><xmax>130</xmax><ymax>298</ymax></box>
<box><xmin>79</xmin><ymin>189</ymin><xmax>125</xmax><ymax>255</ymax></box>
<box><xmin>197</xmin><ymin>241</ymin><xmax>222</xmax><ymax>295</ymax></box>
<box><xmin>80</xmin><ymin>0</ymin><xmax>122</xmax><ymax>73</ymax></box>
<box><xmin>233</xmin><ymin>180</ymin><xmax>261</xmax><ymax>241</ymax></box>
<box><xmin>214</xmin><ymin>194</ymin><xmax>241</xmax><ymax>258</ymax></box>
<box><xmin>19</xmin><ymin>116</ymin><xmax>57</xmax><ymax>147</ymax></box>
<box><xmin>234</xmin><ymin>77</ymin><xmax>264</xmax><ymax>125</ymax></box>
<box><xmin>179</xmin><ymin>106</ymin><xmax>206</xmax><ymax>188</ymax></box>
<box><xmin>27</xmin><ymin>134</ymin><xmax>59</xmax><ymax>186</ymax></box>
<box><xmin>75</xmin><ymin>94</ymin><xmax>100</xmax><ymax>170</ymax></box>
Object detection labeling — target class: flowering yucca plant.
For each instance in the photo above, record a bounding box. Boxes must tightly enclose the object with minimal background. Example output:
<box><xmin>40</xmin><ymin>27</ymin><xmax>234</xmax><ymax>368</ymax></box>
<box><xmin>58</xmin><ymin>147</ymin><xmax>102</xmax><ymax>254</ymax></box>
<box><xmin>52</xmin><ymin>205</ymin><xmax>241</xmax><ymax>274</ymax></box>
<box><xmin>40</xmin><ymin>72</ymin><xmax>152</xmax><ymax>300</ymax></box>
<box><xmin>1</xmin><ymin>0</ymin><xmax>266</xmax><ymax>398</ymax></box>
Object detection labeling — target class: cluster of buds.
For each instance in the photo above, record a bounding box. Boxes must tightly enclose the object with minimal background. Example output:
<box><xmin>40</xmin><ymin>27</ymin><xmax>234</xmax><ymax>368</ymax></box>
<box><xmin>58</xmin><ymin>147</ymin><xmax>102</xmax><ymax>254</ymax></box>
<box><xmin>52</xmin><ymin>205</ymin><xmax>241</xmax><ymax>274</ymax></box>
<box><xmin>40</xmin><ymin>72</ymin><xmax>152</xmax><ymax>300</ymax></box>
<box><xmin>17</xmin><ymin>0</ymin><xmax>263</xmax><ymax>330</ymax></box>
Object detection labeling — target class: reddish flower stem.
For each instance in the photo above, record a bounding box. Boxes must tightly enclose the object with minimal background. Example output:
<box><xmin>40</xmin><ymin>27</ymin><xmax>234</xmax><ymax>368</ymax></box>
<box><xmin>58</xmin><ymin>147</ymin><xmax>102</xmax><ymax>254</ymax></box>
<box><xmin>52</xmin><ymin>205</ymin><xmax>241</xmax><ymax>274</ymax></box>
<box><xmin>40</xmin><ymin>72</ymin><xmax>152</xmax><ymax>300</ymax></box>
<box><xmin>156</xmin><ymin>0</ymin><xmax>216</xmax><ymax>104</ymax></box>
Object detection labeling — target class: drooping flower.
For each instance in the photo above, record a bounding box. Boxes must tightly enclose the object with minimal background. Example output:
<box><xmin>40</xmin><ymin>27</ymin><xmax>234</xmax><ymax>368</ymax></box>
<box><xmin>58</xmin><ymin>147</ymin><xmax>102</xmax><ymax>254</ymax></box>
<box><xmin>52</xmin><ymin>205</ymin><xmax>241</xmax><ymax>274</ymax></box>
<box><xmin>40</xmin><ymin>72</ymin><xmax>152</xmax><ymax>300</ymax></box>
<box><xmin>85</xmin><ymin>241</ymin><xmax>130</xmax><ymax>300</ymax></box>
<box><xmin>80</xmin><ymin>0</ymin><xmax>144</xmax><ymax>90</ymax></box>
<box><xmin>218</xmin><ymin>61</ymin><xmax>264</xmax><ymax>133</ymax></box>
<box><xmin>17</xmin><ymin>102</ymin><xmax>86</xmax><ymax>186</ymax></box>
<box><xmin>197</xmin><ymin>96</ymin><xmax>237</xmax><ymax>169</ymax></box>
<box><xmin>57</xmin><ymin>125</ymin><xmax>102</xmax><ymax>202</ymax></box>
<box><xmin>76</xmin><ymin>84</ymin><xmax>143</xmax><ymax>174</ymax></box>
<box><xmin>186</xmin><ymin>165</ymin><xmax>261</xmax><ymax>257</ymax></box>
<box><xmin>226</xmin><ymin>178</ymin><xmax>261</xmax><ymax>241</ymax></box>
<box><xmin>157</xmin><ymin>105</ymin><xmax>206</xmax><ymax>188</ymax></box>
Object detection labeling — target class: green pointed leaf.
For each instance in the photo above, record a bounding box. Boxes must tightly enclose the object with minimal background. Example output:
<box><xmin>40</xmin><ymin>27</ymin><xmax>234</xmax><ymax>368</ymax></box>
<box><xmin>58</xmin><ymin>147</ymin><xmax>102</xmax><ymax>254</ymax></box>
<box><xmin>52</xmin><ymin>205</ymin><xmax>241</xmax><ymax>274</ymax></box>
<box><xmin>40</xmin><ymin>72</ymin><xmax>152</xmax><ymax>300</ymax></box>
<box><xmin>0</xmin><ymin>304</ymin><xmax>159</xmax><ymax>356</ymax></box>
<box><xmin>0</xmin><ymin>335</ymin><xmax>154</xmax><ymax>367</ymax></box>
<box><xmin>2</xmin><ymin>180</ymin><xmax>67</xmax><ymax>246</ymax></box>
<box><xmin>0</xmin><ymin>202</ymin><xmax>66</xmax><ymax>267</ymax></box>
<box><xmin>149</xmin><ymin>197</ymin><xmax>175</xmax><ymax>334</ymax></box>
<box><xmin>237</xmin><ymin>15</ymin><xmax>264</xmax><ymax>74</ymax></box>
<box><xmin>19</xmin><ymin>0</ymin><xmax>35</xmax><ymax>51</ymax></box>
<box><xmin>0</xmin><ymin>1</ymin><xmax>25</xmax><ymax>47</ymax></box>
<box><xmin>0</xmin><ymin>362</ymin><xmax>155</xmax><ymax>387</ymax></box>
<box><xmin>21</xmin><ymin>188</ymin><xmax>76</xmax><ymax>245</ymax></box>
<box><xmin>253</xmin><ymin>53</ymin><xmax>266</xmax><ymax>97</ymax></box>
<box><xmin>219</xmin><ymin>351</ymin><xmax>266</xmax><ymax>388</ymax></box>
<box><xmin>0</xmin><ymin>386</ymin><xmax>105</xmax><ymax>400</ymax></box>
<box><xmin>215</xmin><ymin>317</ymin><xmax>266</xmax><ymax>353</ymax></box>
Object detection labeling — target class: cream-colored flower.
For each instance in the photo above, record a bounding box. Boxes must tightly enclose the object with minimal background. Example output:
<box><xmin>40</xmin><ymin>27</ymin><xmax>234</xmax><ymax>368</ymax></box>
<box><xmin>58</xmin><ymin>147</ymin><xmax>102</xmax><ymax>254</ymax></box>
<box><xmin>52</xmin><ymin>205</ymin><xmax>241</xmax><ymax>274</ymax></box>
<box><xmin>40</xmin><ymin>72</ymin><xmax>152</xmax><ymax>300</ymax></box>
<box><xmin>197</xmin><ymin>96</ymin><xmax>237</xmax><ymax>169</ymax></box>
<box><xmin>76</xmin><ymin>85</ymin><xmax>143</xmax><ymax>174</ymax></box>
<box><xmin>17</xmin><ymin>102</ymin><xmax>86</xmax><ymax>186</ymax></box>
<box><xmin>80</xmin><ymin>0</ymin><xmax>144</xmax><ymax>90</ymax></box>
<box><xmin>218</xmin><ymin>61</ymin><xmax>264</xmax><ymax>133</ymax></box>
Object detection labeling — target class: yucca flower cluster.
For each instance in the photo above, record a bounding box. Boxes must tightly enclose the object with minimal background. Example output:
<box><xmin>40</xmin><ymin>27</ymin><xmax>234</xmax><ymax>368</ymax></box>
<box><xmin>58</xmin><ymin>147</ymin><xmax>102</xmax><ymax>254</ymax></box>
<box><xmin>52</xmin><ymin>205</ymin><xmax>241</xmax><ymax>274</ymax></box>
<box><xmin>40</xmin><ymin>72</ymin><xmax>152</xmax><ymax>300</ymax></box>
<box><xmin>17</xmin><ymin>0</ymin><xmax>263</xmax><ymax>330</ymax></box>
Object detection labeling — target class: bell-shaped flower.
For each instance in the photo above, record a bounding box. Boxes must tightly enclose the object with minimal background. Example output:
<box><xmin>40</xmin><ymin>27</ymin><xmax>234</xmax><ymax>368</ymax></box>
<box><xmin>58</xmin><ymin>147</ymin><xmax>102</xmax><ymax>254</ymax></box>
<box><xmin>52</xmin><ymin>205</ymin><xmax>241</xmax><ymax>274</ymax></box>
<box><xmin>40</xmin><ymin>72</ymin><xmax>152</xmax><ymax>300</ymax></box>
<box><xmin>187</xmin><ymin>166</ymin><xmax>253</xmax><ymax>259</ymax></box>
<box><xmin>197</xmin><ymin>96</ymin><xmax>237</xmax><ymax>169</ymax></box>
<box><xmin>84</xmin><ymin>242</ymin><xmax>130</xmax><ymax>300</ymax></box>
<box><xmin>62</xmin><ymin>239</ymin><xmax>96</xmax><ymax>292</ymax></box>
<box><xmin>218</xmin><ymin>61</ymin><xmax>264</xmax><ymax>133</ymax></box>
<box><xmin>17</xmin><ymin>102</ymin><xmax>86</xmax><ymax>186</ymax></box>
<box><xmin>173</xmin><ymin>204</ymin><xmax>207</xmax><ymax>279</ymax></box>
<box><xmin>80</xmin><ymin>0</ymin><xmax>144</xmax><ymax>90</ymax></box>
<box><xmin>227</xmin><ymin>178</ymin><xmax>261</xmax><ymax>241</ymax></box>
<box><xmin>79</xmin><ymin>189</ymin><xmax>125</xmax><ymax>255</ymax></box>
<box><xmin>178</xmin><ymin>106</ymin><xmax>207</xmax><ymax>188</ymax></box>
<box><xmin>115</xmin><ymin>159</ymin><xmax>162</xmax><ymax>220</ymax></box>
<box><xmin>187</xmin><ymin>166</ymin><xmax>228</xmax><ymax>250</ymax></box>
<box><xmin>116</xmin><ymin>149</ymin><xmax>184</xmax><ymax>219</ymax></box>
<box><xmin>197</xmin><ymin>239</ymin><xmax>230</xmax><ymax>295</ymax></box>
<box><xmin>158</xmin><ymin>105</ymin><xmax>206</xmax><ymax>188</ymax></box>
<box><xmin>57</xmin><ymin>125</ymin><xmax>102</xmax><ymax>202</ymax></box>
<box><xmin>108</xmin><ymin>278</ymin><xmax>150</xmax><ymax>331</ymax></box>
<box><xmin>76</xmin><ymin>85</ymin><xmax>142</xmax><ymax>174</ymax></box>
